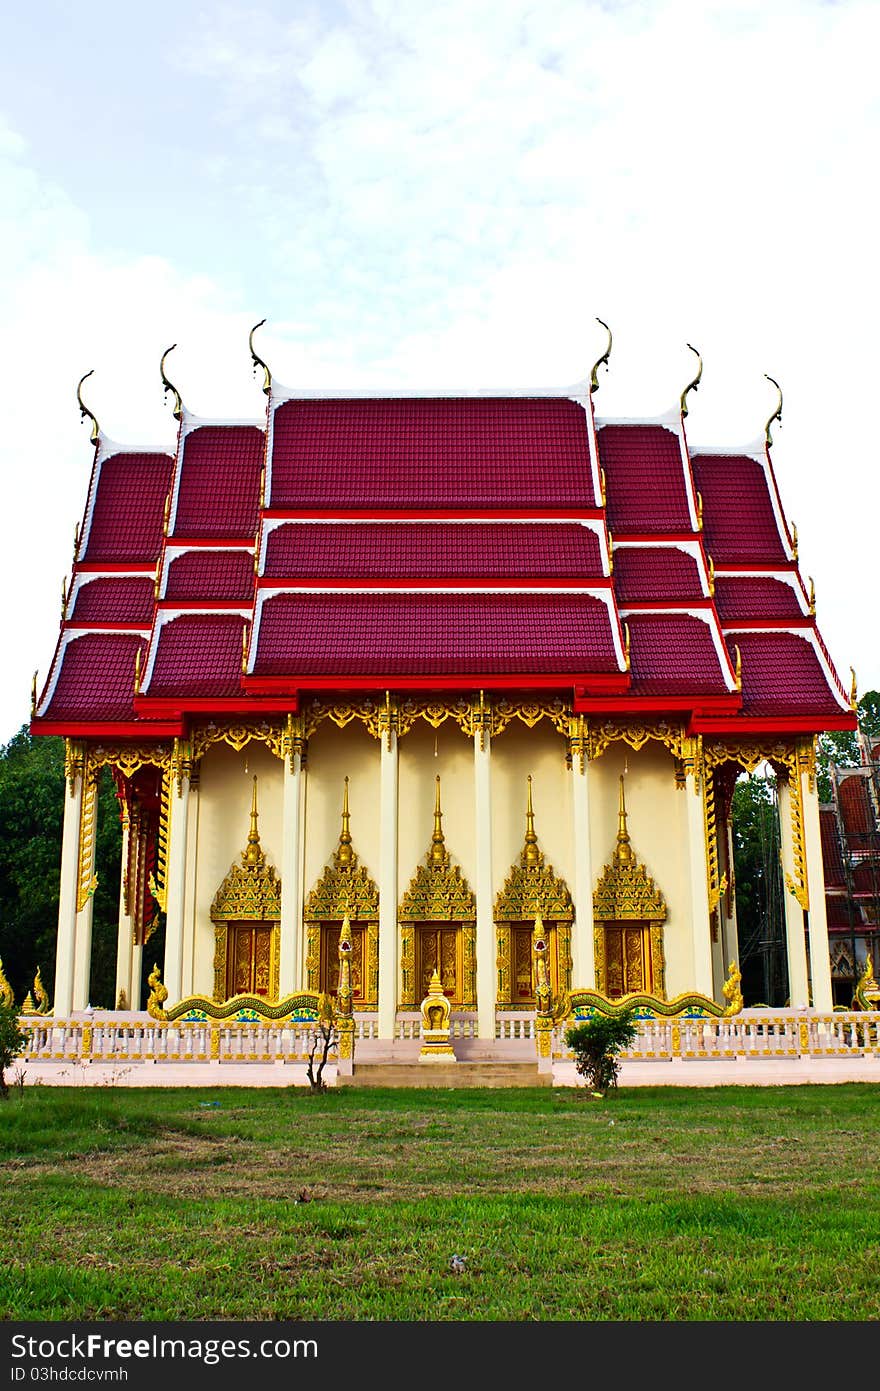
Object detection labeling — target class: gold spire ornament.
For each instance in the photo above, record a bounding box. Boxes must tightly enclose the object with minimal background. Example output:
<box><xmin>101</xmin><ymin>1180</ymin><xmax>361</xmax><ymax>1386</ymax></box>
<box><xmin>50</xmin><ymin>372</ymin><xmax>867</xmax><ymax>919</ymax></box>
<box><xmin>159</xmin><ymin>344</ymin><xmax>184</xmax><ymax>421</ymax></box>
<box><xmin>764</xmin><ymin>374</ymin><xmax>783</xmax><ymax>448</ymax></box>
<box><xmin>429</xmin><ymin>775</ymin><xmax>448</xmax><ymax>867</ymax></box>
<box><xmin>337</xmin><ymin>778</ymin><xmax>353</xmax><ymax>867</ymax></box>
<box><xmin>589</xmin><ymin>317</ymin><xmax>612</xmax><ymax>394</ymax></box>
<box><xmin>76</xmin><ymin>370</ymin><xmax>100</xmax><ymax>444</ymax></box>
<box><xmin>680</xmin><ymin>343</ymin><xmax>702</xmax><ymax>418</ymax></box>
<box><xmin>243</xmin><ymin>776</ymin><xmax>264</xmax><ymax>868</ymax></box>
<box><xmin>248</xmin><ymin>319</ymin><xmax>272</xmax><ymax>395</ymax></box>
<box><xmin>614</xmin><ymin>775</ymin><xmax>633</xmax><ymax>868</ymax></box>
<box><xmin>523</xmin><ymin>776</ymin><xmax>540</xmax><ymax>868</ymax></box>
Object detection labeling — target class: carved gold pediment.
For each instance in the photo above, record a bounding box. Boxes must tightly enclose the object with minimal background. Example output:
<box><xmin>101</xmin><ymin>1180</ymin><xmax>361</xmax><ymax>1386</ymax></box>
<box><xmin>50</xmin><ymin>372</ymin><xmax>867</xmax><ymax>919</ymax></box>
<box><xmin>593</xmin><ymin>776</ymin><xmax>666</xmax><ymax>923</ymax></box>
<box><xmin>210</xmin><ymin>776</ymin><xmax>281</xmax><ymax>922</ymax></box>
<box><xmin>399</xmin><ymin>776</ymin><xmax>476</xmax><ymax>922</ymax></box>
<box><xmin>495</xmin><ymin>777</ymin><xmax>573</xmax><ymax>922</ymax></box>
<box><xmin>304</xmin><ymin>778</ymin><xmax>379</xmax><ymax>922</ymax></box>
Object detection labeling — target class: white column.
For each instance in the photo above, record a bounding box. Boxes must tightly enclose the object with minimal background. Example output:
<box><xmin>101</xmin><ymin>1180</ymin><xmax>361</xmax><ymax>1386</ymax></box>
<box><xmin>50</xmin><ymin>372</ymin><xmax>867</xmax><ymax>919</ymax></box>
<box><xmin>114</xmin><ymin>822</ymin><xmax>133</xmax><ymax>1008</ymax></box>
<box><xmin>570</xmin><ymin>750</ymin><xmax>595</xmax><ymax>989</ymax></box>
<box><xmin>130</xmin><ymin>944</ymin><xmax>143</xmax><ymax>1011</ymax></box>
<box><xmin>474</xmin><ymin>731</ymin><xmax>495</xmax><ymax>1040</ymax></box>
<box><xmin>162</xmin><ymin>773</ymin><xmax>191</xmax><ymax>1004</ymax></box>
<box><xmin>778</xmin><ymin>776</ymin><xmax>810</xmax><ymax>1008</ymax></box>
<box><xmin>181</xmin><ymin>775</ymin><xmax>201</xmax><ymax>998</ymax></box>
<box><xmin>72</xmin><ymin>770</ymin><xmax>98</xmax><ymax>1012</ymax></box>
<box><xmin>54</xmin><ymin>767</ymin><xmax>84</xmax><ymax>1017</ymax></box>
<box><xmin>684</xmin><ymin>775</ymin><xmax>714</xmax><ymax>996</ymax></box>
<box><xmin>279</xmin><ymin>747</ymin><xmax>304</xmax><ymax>997</ymax></box>
<box><xmin>802</xmin><ymin>773</ymin><xmax>833</xmax><ymax>1012</ymax></box>
<box><xmin>378</xmin><ymin>729</ymin><xmax>399</xmax><ymax>1039</ymax></box>
<box><xmin>721</xmin><ymin>820</ymin><xmax>740</xmax><ymax>970</ymax></box>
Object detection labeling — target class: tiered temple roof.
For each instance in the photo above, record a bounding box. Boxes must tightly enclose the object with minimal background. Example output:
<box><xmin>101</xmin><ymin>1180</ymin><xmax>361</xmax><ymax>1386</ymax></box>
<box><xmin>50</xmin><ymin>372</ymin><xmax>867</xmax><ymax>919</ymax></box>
<box><xmin>32</xmin><ymin>360</ymin><xmax>855</xmax><ymax>739</ymax></box>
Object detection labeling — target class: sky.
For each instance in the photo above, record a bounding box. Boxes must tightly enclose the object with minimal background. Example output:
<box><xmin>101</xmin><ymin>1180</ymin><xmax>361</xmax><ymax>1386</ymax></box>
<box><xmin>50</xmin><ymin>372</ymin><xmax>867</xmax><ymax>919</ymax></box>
<box><xmin>1</xmin><ymin>0</ymin><xmax>877</xmax><ymax>744</ymax></box>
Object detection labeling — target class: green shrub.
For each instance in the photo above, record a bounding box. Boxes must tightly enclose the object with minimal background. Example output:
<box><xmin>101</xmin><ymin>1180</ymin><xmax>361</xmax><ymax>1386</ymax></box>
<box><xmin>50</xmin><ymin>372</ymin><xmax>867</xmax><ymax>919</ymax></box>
<box><xmin>0</xmin><ymin>1001</ymin><xmax>27</xmax><ymax>1100</ymax></box>
<box><xmin>563</xmin><ymin>1008</ymin><xmax>638</xmax><ymax>1094</ymax></box>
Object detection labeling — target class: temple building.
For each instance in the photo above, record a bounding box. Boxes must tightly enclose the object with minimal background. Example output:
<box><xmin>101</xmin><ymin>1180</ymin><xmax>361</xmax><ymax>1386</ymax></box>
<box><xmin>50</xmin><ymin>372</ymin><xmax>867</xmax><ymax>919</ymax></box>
<box><xmin>30</xmin><ymin>328</ymin><xmax>856</xmax><ymax>1037</ymax></box>
<box><xmin>821</xmin><ymin>733</ymin><xmax>880</xmax><ymax>1005</ymax></box>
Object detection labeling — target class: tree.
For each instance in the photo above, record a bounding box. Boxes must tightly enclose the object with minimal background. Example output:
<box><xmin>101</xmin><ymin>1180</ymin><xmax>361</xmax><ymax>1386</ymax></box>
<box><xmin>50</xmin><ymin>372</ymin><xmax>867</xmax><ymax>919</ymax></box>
<box><xmin>0</xmin><ymin>727</ymin><xmax>122</xmax><ymax>1007</ymax></box>
<box><xmin>0</xmin><ymin>1000</ymin><xmax>27</xmax><ymax>1100</ymax></box>
<box><xmin>305</xmin><ymin>993</ymin><xmax>338</xmax><ymax>1093</ymax></box>
<box><xmin>563</xmin><ymin>1008</ymin><xmax>638</xmax><ymax>1094</ymax></box>
<box><xmin>731</xmin><ymin>773</ymin><xmax>787</xmax><ymax>1006</ymax></box>
<box><xmin>817</xmin><ymin>691</ymin><xmax>880</xmax><ymax>801</ymax></box>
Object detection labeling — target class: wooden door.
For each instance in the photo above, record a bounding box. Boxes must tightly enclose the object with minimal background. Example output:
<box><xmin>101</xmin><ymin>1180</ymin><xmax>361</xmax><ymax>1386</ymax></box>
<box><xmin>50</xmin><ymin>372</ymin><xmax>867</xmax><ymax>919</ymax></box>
<box><xmin>415</xmin><ymin>924</ymin><xmax>461</xmax><ymax>1004</ymax></box>
<box><xmin>226</xmin><ymin>923</ymin><xmax>276</xmax><ymax>998</ymax></box>
<box><xmin>603</xmin><ymin>922</ymin><xmax>651</xmax><ymax>998</ymax></box>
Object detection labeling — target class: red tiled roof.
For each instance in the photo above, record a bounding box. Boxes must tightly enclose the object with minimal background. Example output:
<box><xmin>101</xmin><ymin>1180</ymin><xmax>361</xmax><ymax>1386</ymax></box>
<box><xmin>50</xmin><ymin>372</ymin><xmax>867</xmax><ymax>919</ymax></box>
<box><xmin>820</xmin><ymin>807</ymin><xmax>846</xmax><ymax>888</ymax></box>
<box><xmin>164</xmin><ymin>549</ymin><xmax>255</xmax><ymax>602</ymax></box>
<box><xmin>269</xmin><ymin>399</ymin><xmax>595</xmax><ymax>509</ymax></box>
<box><xmin>625</xmin><ymin>613</ymin><xmax>729</xmax><ymax>695</ymax></box>
<box><xmin>727</xmin><ymin>632</ymin><xmax>844</xmax><ymax>717</ymax></box>
<box><xmin>252</xmin><ymin>593</ymin><xmax>619</xmax><ymax>677</ymax></box>
<box><xmin>172</xmin><ymin>426</ymin><xmax>263</xmax><ymax>538</ymax></box>
<box><xmin>691</xmin><ymin>456</ymin><xmax>787</xmax><ymax>564</ymax></box>
<box><xmin>714</xmin><ymin>576</ymin><xmax>804</xmax><ymax>622</ymax></box>
<box><xmin>852</xmin><ymin>862</ymin><xmax>880</xmax><ymax>895</ymax></box>
<box><xmin>262</xmin><ymin>521</ymin><xmax>603</xmax><ymax>579</ymax></box>
<box><xmin>613</xmin><ymin>545</ymin><xmax>702</xmax><ymax>602</ymax></box>
<box><xmin>147</xmin><ymin>614</ymin><xmax>247</xmax><ymax>700</ymax></box>
<box><xmin>42</xmin><ymin>633</ymin><xmax>145</xmax><ymax>722</ymax></box>
<box><xmin>597</xmin><ymin>425</ymin><xmax>692</xmax><ymax>533</ymax></box>
<box><xmin>70</xmin><ymin>577</ymin><xmax>155</xmax><ymax>625</ymax></box>
<box><xmin>837</xmin><ymin>774</ymin><xmax>875</xmax><ymax>840</ymax></box>
<box><xmin>82</xmin><ymin>453</ymin><xmax>174</xmax><ymax>563</ymax></box>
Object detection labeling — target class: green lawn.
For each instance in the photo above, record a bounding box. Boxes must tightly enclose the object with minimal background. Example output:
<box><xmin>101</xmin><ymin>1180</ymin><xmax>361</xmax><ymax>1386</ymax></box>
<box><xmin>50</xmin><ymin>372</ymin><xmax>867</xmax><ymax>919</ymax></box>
<box><xmin>1</xmin><ymin>1083</ymin><xmax>878</xmax><ymax>1320</ymax></box>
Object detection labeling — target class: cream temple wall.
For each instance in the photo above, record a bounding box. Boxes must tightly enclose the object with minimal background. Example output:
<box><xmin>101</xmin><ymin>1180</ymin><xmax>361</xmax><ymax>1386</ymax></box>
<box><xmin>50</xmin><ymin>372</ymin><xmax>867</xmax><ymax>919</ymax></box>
<box><xmin>180</xmin><ymin>724</ymin><xmax>700</xmax><ymax>1005</ymax></box>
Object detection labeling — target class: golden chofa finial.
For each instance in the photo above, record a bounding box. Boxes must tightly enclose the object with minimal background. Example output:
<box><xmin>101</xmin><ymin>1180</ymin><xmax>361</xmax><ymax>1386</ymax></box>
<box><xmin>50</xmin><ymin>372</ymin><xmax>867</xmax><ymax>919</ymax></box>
<box><xmin>336</xmin><ymin>777</ymin><xmax>353</xmax><ymax>867</ymax></box>
<box><xmin>613</xmin><ymin>775</ymin><xmax>633</xmax><ymax>868</ymax></box>
<box><xmin>31</xmin><ymin>670</ymin><xmax>38</xmax><ymax>717</ymax></box>
<box><xmin>523</xmin><ymin>776</ymin><xmax>540</xmax><ymax>868</ymax></box>
<box><xmin>249</xmin><ymin>319</ymin><xmax>272</xmax><ymax>396</ymax></box>
<box><xmin>679</xmin><ymin>343</ymin><xmax>702</xmax><ymax>418</ymax></box>
<box><xmin>850</xmin><ymin>667</ymin><xmax>858</xmax><ymax>712</ymax></box>
<box><xmin>159</xmin><ymin>344</ymin><xmax>184</xmax><ymax>421</ymax></box>
<box><xmin>243</xmin><ymin>775</ymin><xmax>264</xmax><ymax>868</ymax></box>
<box><xmin>590</xmin><ymin>317</ymin><xmax>612</xmax><ymax>394</ymax></box>
<box><xmin>429</xmin><ymin>775</ymin><xmax>448</xmax><ymax>867</ymax></box>
<box><xmin>764</xmin><ymin>374</ymin><xmax>783</xmax><ymax>449</ymax></box>
<box><xmin>76</xmin><ymin>370</ymin><xmax>100</xmax><ymax>445</ymax></box>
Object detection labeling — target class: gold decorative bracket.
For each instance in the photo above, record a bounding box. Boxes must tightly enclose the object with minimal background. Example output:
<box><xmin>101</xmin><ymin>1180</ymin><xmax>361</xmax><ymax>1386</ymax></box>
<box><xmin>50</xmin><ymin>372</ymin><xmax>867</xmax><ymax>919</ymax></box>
<box><xmin>589</xmin><ymin>317</ymin><xmax>612</xmax><ymax>394</ymax></box>
<box><xmin>76</xmin><ymin>370</ymin><xmax>99</xmax><ymax>445</ymax></box>
<box><xmin>764</xmin><ymin>374</ymin><xmax>783</xmax><ymax>448</ymax></box>
<box><xmin>159</xmin><ymin>344</ymin><xmax>184</xmax><ymax>421</ymax></box>
<box><xmin>76</xmin><ymin>768</ymin><xmax>99</xmax><ymax>911</ymax></box>
<box><xmin>471</xmin><ymin>689</ymin><xmax>492</xmax><ymax>751</ymax></box>
<box><xmin>249</xmin><ymin>319</ymin><xmax>272</xmax><ymax>395</ymax></box>
<box><xmin>680</xmin><ymin>343</ymin><xmax>702</xmax><ymax>418</ymax></box>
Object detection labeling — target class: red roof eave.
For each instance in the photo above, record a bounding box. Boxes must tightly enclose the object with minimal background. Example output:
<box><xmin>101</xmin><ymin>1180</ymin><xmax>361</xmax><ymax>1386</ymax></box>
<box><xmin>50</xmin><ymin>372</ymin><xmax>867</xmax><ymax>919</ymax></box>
<box><xmin>691</xmin><ymin>712</ymin><xmax>858</xmax><ymax>735</ymax></box>
<box><xmin>30</xmin><ymin>718</ymin><xmax>186</xmax><ymax>739</ymax></box>
<box><xmin>244</xmin><ymin>672</ymin><xmax>630</xmax><ymax>695</ymax></box>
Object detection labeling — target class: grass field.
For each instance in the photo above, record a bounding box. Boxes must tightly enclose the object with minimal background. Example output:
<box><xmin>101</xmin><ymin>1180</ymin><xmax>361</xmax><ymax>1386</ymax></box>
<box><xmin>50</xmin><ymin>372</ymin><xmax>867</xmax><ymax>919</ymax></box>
<box><xmin>1</xmin><ymin>1083</ymin><xmax>879</xmax><ymax>1321</ymax></box>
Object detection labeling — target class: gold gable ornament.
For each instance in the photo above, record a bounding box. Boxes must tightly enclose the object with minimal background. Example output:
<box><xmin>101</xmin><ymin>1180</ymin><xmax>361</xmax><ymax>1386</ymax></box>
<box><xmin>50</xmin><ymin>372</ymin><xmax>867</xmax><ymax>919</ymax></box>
<box><xmin>304</xmin><ymin>778</ymin><xmax>380</xmax><ymax>922</ymax></box>
<box><xmin>304</xmin><ymin>780</ymin><xmax>379</xmax><ymax>1005</ymax></box>
<box><xmin>495</xmin><ymin>778</ymin><xmax>573</xmax><ymax>1006</ymax></box>
<box><xmin>399</xmin><ymin>778</ymin><xmax>476</xmax><ymax>1008</ymax></box>
<box><xmin>593</xmin><ymin>777</ymin><xmax>667</xmax><ymax>998</ymax></box>
<box><xmin>211</xmin><ymin>778</ymin><xmax>281</xmax><ymax>1002</ymax></box>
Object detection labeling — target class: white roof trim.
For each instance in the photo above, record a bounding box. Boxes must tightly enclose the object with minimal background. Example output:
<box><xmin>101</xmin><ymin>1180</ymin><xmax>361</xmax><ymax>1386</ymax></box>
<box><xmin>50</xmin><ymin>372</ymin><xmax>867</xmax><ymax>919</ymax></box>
<box><xmin>36</xmin><ymin>627</ymin><xmax>149</xmax><ymax>719</ymax></box>
<box><xmin>716</xmin><ymin>626</ymin><xmax>851</xmax><ymax>712</ymax></box>
<box><xmin>618</xmin><ymin>606</ymin><xmax>738</xmax><ymax>692</ymax></box>
<box><xmin>269</xmin><ymin>379</ymin><xmax>593</xmax><ymax>407</ymax></box>
<box><xmin>142</xmin><ymin>607</ymin><xmax>251</xmax><ymax>693</ymax></box>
